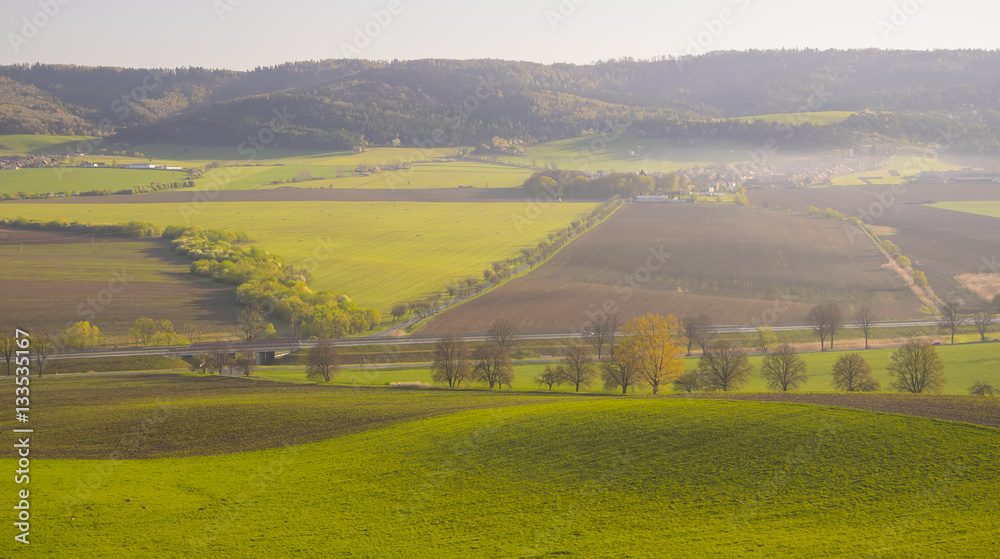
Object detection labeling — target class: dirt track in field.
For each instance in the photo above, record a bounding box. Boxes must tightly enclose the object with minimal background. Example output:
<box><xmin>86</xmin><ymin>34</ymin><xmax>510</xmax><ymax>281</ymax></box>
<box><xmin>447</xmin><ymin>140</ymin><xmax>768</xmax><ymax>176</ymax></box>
<box><xmin>423</xmin><ymin>203</ymin><xmax>922</xmax><ymax>333</ymax></box>
<box><xmin>749</xmin><ymin>182</ymin><xmax>1000</xmax><ymax>309</ymax></box>
<box><xmin>666</xmin><ymin>392</ymin><xmax>1000</xmax><ymax>430</ymax></box>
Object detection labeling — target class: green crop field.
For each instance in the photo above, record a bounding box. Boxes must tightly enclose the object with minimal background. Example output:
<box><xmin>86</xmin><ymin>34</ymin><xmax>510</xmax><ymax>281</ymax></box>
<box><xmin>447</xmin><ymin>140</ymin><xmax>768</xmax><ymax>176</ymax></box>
<box><xmin>258</xmin><ymin>342</ymin><xmax>1000</xmax><ymax>396</ymax></box>
<box><xmin>928</xmin><ymin>200</ymin><xmax>1000</xmax><ymax>218</ymax></box>
<box><xmin>497</xmin><ymin>133</ymin><xmax>751</xmax><ymax>173</ymax></box>
<box><xmin>0</xmin><ymin>134</ymin><xmax>100</xmax><ymax>155</ymax></box>
<box><xmin>725</xmin><ymin>110</ymin><xmax>857</xmax><ymax>125</ymax></box>
<box><xmin>828</xmin><ymin>155</ymin><xmax>962</xmax><ymax>185</ymax></box>
<box><xmin>0</xmin><ymin>168</ymin><xmax>188</xmax><ymax>195</ymax></box>
<box><xmin>5</xmin><ymin>384</ymin><xmax>998</xmax><ymax>557</ymax></box>
<box><xmin>0</xmin><ymin>201</ymin><xmax>599</xmax><ymax>312</ymax></box>
<box><xmin>196</xmin><ymin>161</ymin><xmax>534</xmax><ymax>191</ymax></box>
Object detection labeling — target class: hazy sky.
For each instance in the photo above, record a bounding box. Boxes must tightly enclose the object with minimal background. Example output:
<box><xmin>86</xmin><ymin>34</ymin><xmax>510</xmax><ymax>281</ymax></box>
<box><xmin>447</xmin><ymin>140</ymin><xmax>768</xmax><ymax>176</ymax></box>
<box><xmin>3</xmin><ymin>0</ymin><xmax>997</xmax><ymax>69</ymax></box>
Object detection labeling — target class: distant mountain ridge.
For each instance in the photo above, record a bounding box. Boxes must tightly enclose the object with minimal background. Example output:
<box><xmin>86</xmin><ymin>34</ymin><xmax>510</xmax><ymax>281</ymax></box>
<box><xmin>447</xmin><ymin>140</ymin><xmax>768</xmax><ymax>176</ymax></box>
<box><xmin>2</xmin><ymin>50</ymin><xmax>1000</xmax><ymax>152</ymax></box>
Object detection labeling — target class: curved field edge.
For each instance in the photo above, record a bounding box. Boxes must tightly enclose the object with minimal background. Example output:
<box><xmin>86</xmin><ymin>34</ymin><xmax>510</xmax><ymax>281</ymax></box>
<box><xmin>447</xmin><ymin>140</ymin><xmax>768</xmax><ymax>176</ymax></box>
<box><xmin>10</xmin><ymin>399</ymin><xmax>1000</xmax><ymax>558</ymax></box>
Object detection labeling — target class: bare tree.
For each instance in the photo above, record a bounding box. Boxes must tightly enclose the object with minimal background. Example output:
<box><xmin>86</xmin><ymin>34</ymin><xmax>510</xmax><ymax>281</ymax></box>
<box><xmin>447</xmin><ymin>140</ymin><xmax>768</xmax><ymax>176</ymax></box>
<box><xmin>560</xmin><ymin>346</ymin><xmax>596</xmax><ymax>392</ymax></box>
<box><xmin>535</xmin><ymin>365</ymin><xmax>565</xmax><ymax>391</ymax></box>
<box><xmin>682</xmin><ymin>315</ymin><xmax>716</xmax><ymax>356</ymax></box>
<box><xmin>697</xmin><ymin>340</ymin><xmax>753</xmax><ymax>391</ymax></box>
<box><xmin>233</xmin><ymin>351</ymin><xmax>257</xmax><ymax>377</ymax></box>
<box><xmin>472</xmin><ymin>342</ymin><xmax>514</xmax><ymax>389</ymax></box>
<box><xmin>0</xmin><ymin>332</ymin><xmax>14</xmax><ymax>376</ymax></box>
<box><xmin>969</xmin><ymin>381</ymin><xmax>995</xmax><ymax>397</ymax></box>
<box><xmin>827</xmin><ymin>305</ymin><xmax>844</xmax><ymax>350</ymax></box>
<box><xmin>760</xmin><ymin>344</ymin><xmax>808</xmax><ymax>391</ymax></box>
<box><xmin>306</xmin><ymin>339</ymin><xmax>341</xmax><ymax>382</ymax></box>
<box><xmin>807</xmin><ymin>305</ymin><xmax>830</xmax><ymax>351</ymax></box>
<box><xmin>832</xmin><ymin>353</ymin><xmax>880</xmax><ymax>392</ymax></box>
<box><xmin>600</xmin><ymin>357</ymin><xmax>639</xmax><ymax>395</ymax></box>
<box><xmin>855</xmin><ymin>306</ymin><xmax>875</xmax><ymax>350</ymax></box>
<box><xmin>431</xmin><ymin>335</ymin><xmax>471</xmax><ymax>388</ymax></box>
<box><xmin>211</xmin><ymin>342</ymin><xmax>230</xmax><ymax>375</ymax></box>
<box><xmin>938</xmin><ymin>304</ymin><xmax>965</xmax><ymax>345</ymax></box>
<box><xmin>487</xmin><ymin>318</ymin><xmax>520</xmax><ymax>354</ymax></box>
<box><xmin>34</xmin><ymin>333</ymin><xmax>53</xmax><ymax>377</ymax></box>
<box><xmin>808</xmin><ymin>304</ymin><xmax>843</xmax><ymax>351</ymax></box>
<box><xmin>971</xmin><ymin>311</ymin><xmax>996</xmax><ymax>342</ymax></box>
<box><xmin>889</xmin><ymin>340</ymin><xmax>945</xmax><ymax>394</ymax></box>
<box><xmin>672</xmin><ymin>370</ymin><xmax>704</xmax><ymax>393</ymax></box>
<box><xmin>585</xmin><ymin>314</ymin><xmax>618</xmax><ymax>359</ymax></box>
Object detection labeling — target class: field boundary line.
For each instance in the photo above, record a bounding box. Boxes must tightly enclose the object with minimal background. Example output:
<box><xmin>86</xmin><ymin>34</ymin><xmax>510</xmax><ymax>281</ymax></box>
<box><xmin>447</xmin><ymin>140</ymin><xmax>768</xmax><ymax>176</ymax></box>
<box><xmin>405</xmin><ymin>199</ymin><xmax>626</xmax><ymax>334</ymax></box>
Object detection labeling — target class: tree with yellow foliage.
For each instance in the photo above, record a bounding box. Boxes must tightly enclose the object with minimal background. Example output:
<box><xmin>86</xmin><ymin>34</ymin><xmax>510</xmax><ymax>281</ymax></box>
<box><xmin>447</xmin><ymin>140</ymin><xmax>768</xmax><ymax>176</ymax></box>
<box><xmin>616</xmin><ymin>314</ymin><xmax>687</xmax><ymax>394</ymax></box>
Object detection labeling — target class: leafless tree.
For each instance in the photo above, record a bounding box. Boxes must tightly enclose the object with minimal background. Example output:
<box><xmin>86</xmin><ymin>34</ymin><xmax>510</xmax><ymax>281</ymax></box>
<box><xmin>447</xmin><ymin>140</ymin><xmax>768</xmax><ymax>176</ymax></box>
<box><xmin>487</xmin><ymin>318</ymin><xmax>520</xmax><ymax>354</ymax></box>
<box><xmin>697</xmin><ymin>340</ymin><xmax>753</xmax><ymax>391</ymax></box>
<box><xmin>0</xmin><ymin>332</ymin><xmax>14</xmax><ymax>376</ymax></box>
<box><xmin>472</xmin><ymin>342</ymin><xmax>514</xmax><ymax>389</ymax></box>
<box><xmin>808</xmin><ymin>304</ymin><xmax>843</xmax><ymax>351</ymax></box>
<box><xmin>600</xmin><ymin>357</ymin><xmax>639</xmax><ymax>395</ymax></box>
<box><xmin>306</xmin><ymin>339</ymin><xmax>341</xmax><ymax>382</ymax></box>
<box><xmin>34</xmin><ymin>333</ymin><xmax>53</xmax><ymax>377</ymax></box>
<box><xmin>535</xmin><ymin>365</ymin><xmax>565</xmax><ymax>391</ymax></box>
<box><xmin>760</xmin><ymin>344</ymin><xmax>808</xmax><ymax>391</ymax></box>
<box><xmin>683</xmin><ymin>315</ymin><xmax>716</xmax><ymax>356</ymax></box>
<box><xmin>233</xmin><ymin>351</ymin><xmax>257</xmax><ymax>377</ymax></box>
<box><xmin>939</xmin><ymin>304</ymin><xmax>965</xmax><ymax>345</ymax></box>
<box><xmin>560</xmin><ymin>346</ymin><xmax>596</xmax><ymax>392</ymax></box>
<box><xmin>971</xmin><ymin>311</ymin><xmax>996</xmax><ymax>342</ymax></box>
<box><xmin>211</xmin><ymin>342</ymin><xmax>230</xmax><ymax>375</ymax></box>
<box><xmin>889</xmin><ymin>340</ymin><xmax>945</xmax><ymax>394</ymax></box>
<box><xmin>969</xmin><ymin>381</ymin><xmax>995</xmax><ymax>397</ymax></box>
<box><xmin>832</xmin><ymin>353</ymin><xmax>880</xmax><ymax>392</ymax></box>
<box><xmin>672</xmin><ymin>370</ymin><xmax>704</xmax><ymax>393</ymax></box>
<box><xmin>855</xmin><ymin>306</ymin><xmax>875</xmax><ymax>350</ymax></box>
<box><xmin>431</xmin><ymin>335</ymin><xmax>471</xmax><ymax>388</ymax></box>
<box><xmin>585</xmin><ymin>314</ymin><xmax>618</xmax><ymax>359</ymax></box>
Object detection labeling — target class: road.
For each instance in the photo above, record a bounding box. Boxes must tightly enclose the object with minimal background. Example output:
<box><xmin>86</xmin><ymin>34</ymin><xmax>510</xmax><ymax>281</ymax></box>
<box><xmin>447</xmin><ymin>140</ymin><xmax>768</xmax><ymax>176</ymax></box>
<box><xmin>47</xmin><ymin>320</ymin><xmax>947</xmax><ymax>361</ymax></box>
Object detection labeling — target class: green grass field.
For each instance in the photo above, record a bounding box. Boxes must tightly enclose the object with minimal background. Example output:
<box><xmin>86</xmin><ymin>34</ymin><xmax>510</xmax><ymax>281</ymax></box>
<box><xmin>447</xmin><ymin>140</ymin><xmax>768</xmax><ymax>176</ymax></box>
<box><xmin>496</xmin><ymin>133</ymin><xmax>751</xmax><ymax>173</ymax></box>
<box><xmin>0</xmin><ymin>168</ymin><xmax>188</xmax><ymax>195</ymax></box>
<box><xmin>928</xmin><ymin>200</ymin><xmax>1000</xmax><ymax>218</ymax></box>
<box><xmin>197</xmin><ymin>161</ymin><xmax>535</xmax><ymax>191</ymax></box>
<box><xmin>7</xmin><ymin>391</ymin><xmax>998</xmax><ymax>557</ymax></box>
<box><xmin>725</xmin><ymin>111</ymin><xmax>856</xmax><ymax>126</ymax></box>
<box><xmin>828</xmin><ymin>155</ymin><xmax>962</xmax><ymax>186</ymax></box>
<box><xmin>0</xmin><ymin>134</ymin><xmax>100</xmax><ymax>155</ymax></box>
<box><xmin>259</xmin><ymin>341</ymin><xmax>1000</xmax><ymax>396</ymax></box>
<box><xmin>0</xmin><ymin>201</ymin><xmax>598</xmax><ymax>312</ymax></box>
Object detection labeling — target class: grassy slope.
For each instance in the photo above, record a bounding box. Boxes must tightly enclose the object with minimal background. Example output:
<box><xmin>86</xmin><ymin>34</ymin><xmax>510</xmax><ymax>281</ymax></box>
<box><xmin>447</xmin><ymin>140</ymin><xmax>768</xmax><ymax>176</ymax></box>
<box><xmin>10</xmin><ymin>399</ymin><xmax>998</xmax><ymax>557</ymax></box>
<box><xmin>0</xmin><ymin>168</ymin><xmax>187</xmax><ymax>194</ymax></box>
<box><xmin>258</xmin><ymin>342</ymin><xmax>1000</xmax><ymax>396</ymax></box>
<box><xmin>0</xmin><ymin>201</ymin><xmax>597</xmax><ymax>312</ymax></box>
<box><xmin>498</xmin><ymin>132</ymin><xmax>751</xmax><ymax>173</ymax></box>
<box><xmin>0</xmin><ymin>134</ymin><xmax>99</xmax><ymax>155</ymax></box>
<box><xmin>197</xmin><ymin>161</ymin><xmax>535</xmax><ymax>191</ymax></box>
<box><xmin>928</xmin><ymin>200</ymin><xmax>1000</xmax><ymax>218</ymax></box>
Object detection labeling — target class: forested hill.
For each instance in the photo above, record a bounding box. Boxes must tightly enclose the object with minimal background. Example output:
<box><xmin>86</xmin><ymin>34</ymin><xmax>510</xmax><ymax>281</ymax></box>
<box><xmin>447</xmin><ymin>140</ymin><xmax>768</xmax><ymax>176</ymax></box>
<box><xmin>3</xmin><ymin>50</ymin><xmax>1000</xmax><ymax>152</ymax></box>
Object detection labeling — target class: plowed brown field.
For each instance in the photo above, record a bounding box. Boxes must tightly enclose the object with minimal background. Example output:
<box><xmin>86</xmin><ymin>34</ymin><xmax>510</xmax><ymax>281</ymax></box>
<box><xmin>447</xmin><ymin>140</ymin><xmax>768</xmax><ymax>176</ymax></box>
<box><xmin>423</xmin><ymin>203</ymin><xmax>922</xmax><ymax>333</ymax></box>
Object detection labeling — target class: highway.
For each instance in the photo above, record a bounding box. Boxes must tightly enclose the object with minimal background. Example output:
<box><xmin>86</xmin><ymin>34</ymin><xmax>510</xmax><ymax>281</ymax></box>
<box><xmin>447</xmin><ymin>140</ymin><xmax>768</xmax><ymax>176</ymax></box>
<box><xmin>47</xmin><ymin>320</ymin><xmax>949</xmax><ymax>361</ymax></box>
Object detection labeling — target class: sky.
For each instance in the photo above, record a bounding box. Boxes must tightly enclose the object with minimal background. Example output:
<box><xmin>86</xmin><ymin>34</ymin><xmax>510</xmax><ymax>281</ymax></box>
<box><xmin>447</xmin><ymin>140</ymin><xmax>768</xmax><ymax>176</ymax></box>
<box><xmin>2</xmin><ymin>0</ymin><xmax>998</xmax><ymax>69</ymax></box>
